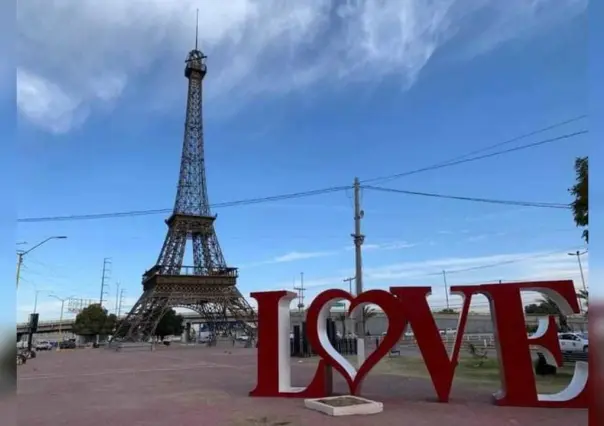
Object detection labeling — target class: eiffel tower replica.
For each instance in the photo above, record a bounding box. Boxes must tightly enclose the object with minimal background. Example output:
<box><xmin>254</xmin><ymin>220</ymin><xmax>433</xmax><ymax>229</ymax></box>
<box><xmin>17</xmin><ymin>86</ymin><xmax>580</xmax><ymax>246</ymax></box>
<box><xmin>112</xmin><ymin>36</ymin><xmax>256</xmax><ymax>347</ymax></box>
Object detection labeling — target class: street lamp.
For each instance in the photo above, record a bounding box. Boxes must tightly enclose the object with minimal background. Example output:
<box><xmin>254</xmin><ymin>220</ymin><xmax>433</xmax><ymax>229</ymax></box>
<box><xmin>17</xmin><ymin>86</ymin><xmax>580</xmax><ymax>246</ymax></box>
<box><xmin>343</xmin><ymin>277</ymin><xmax>355</xmax><ymax>294</ymax></box>
<box><xmin>48</xmin><ymin>294</ymin><xmax>73</xmax><ymax>346</ymax></box>
<box><xmin>568</xmin><ymin>250</ymin><xmax>588</xmax><ymax>313</ymax></box>
<box><xmin>33</xmin><ymin>289</ymin><xmax>45</xmax><ymax>314</ymax></box>
<box><xmin>16</xmin><ymin>236</ymin><xmax>67</xmax><ymax>289</ymax></box>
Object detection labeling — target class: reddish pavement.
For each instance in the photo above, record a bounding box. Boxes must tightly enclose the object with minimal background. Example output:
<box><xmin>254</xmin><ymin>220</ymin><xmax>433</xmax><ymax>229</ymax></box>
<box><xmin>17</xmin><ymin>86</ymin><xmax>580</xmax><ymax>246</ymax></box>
<box><xmin>17</xmin><ymin>346</ymin><xmax>587</xmax><ymax>426</ymax></box>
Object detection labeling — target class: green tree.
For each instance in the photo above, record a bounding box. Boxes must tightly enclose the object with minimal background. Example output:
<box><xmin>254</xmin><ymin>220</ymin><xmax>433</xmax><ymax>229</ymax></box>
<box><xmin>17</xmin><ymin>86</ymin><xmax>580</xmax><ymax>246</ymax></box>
<box><xmin>437</xmin><ymin>308</ymin><xmax>457</xmax><ymax>314</ymax></box>
<box><xmin>73</xmin><ymin>304</ymin><xmax>117</xmax><ymax>336</ymax></box>
<box><xmin>577</xmin><ymin>289</ymin><xmax>588</xmax><ymax>315</ymax></box>
<box><xmin>569</xmin><ymin>156</ymin><xmax>588</xmax><ymax>243</ymax></box>
<box><xmin>336</xmin><ymin>313</ymin><xmax>347</xmax><ymax>337</ymax></box>
<box><xmin>154</xmin><ymin>308</ymin><xmax>185</xmax><ymax>340</ymax></box>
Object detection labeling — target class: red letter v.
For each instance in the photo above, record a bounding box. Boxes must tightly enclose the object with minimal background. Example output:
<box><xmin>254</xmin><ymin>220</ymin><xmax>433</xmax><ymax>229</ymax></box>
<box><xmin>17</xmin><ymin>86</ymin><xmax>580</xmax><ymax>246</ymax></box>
<box><xmin>389</xmin><ymin>286</ymin><xmax>475</xmax><ymax>402</ymax></box>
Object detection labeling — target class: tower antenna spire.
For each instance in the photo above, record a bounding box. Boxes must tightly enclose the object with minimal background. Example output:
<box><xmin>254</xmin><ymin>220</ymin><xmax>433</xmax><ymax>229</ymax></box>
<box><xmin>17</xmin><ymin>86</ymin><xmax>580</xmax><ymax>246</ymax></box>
<box><xmin>195</xmin><ymin>8</ymin><xmax>199</xmax><ymax>50</ymax></box>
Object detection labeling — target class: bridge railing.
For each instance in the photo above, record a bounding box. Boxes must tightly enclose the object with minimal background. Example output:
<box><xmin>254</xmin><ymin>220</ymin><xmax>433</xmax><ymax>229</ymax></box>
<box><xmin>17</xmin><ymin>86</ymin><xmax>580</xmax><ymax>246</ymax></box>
<box><xmin>144</xmin><ymin>265</ymin><xmax>239</xmax><ymax>278</ymax></box>
<box><xmin>17</xmin><ymin>319</ymin><xmax>75</xmax><ymax>329</ymax></box>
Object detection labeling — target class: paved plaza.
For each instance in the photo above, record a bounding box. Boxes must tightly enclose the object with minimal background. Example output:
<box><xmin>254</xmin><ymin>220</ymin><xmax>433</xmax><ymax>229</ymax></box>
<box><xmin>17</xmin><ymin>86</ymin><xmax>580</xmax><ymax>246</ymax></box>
<box><xmin>17</xmin><ymin>345</ymin><xmax>587</xmax><ymax>426</ymax></box>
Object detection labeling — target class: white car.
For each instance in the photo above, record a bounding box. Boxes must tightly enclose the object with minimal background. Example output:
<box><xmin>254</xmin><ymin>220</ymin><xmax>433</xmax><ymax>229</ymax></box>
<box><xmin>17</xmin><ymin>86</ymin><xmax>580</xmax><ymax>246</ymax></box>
<box><xmin>558</xmin><ymin>332</ymin><xmax>588</xmax><ymax>353</ymax></box>
<box><xmin>35</xmin><ymin>340</ymin><xmax>53</xmax><ymax>351</ymax></box>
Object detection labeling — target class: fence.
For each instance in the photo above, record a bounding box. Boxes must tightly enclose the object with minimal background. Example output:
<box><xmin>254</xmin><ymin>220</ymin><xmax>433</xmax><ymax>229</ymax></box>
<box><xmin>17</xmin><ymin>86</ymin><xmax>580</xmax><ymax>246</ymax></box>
<box><xmin>397</xmin><ymin>334</ymin><xmax>589</xmax><ymax>365</ymax></box>
<box><xmin>290</xmin><ymin>327</ymin><xmax>589</xmax><ymax>367</ymax></box>
<box><xmin>290</xmin><ymin>319</ymin><xmax>358</xmax><ymax>357</ymax></box>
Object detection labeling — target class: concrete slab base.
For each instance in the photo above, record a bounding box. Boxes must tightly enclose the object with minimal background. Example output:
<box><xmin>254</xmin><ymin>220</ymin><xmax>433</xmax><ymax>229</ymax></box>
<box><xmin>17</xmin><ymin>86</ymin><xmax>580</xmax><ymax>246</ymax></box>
<box><xmin>304</xmin><ymin>395</ymin><xmax>383</xmax><ymax>416</ymax></box>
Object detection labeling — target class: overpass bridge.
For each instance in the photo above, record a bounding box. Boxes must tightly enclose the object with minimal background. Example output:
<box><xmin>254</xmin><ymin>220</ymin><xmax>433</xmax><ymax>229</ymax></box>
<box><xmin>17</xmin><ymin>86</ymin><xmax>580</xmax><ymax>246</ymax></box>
<box><xmin>16</xmin><ymin>312</ymin><xmax>255</xmax><ymax>335</ymax></box>
<box><xmin>17</xmin><ymin>311</ymin><xmax>588</xmax><ymax>337</ymax></box>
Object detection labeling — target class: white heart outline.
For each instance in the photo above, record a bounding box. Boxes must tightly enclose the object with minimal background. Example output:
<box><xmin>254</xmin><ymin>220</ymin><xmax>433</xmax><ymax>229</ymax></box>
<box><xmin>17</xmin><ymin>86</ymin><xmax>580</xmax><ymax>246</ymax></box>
<box><xmin>314</xmin><ymin>296</ymin><xmax>370</xmax><ymax>383</ymax></box>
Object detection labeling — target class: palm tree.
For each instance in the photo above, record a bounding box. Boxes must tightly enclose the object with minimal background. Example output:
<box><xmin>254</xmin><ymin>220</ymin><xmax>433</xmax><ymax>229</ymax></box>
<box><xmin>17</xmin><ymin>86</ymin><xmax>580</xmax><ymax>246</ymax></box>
<box><xmin>336</xmin><ymin>313</ymin><xmax>347</xmax><ymax>337</ymax></box>
<box><xmin>362</xmin><ymin>306</ymin><xmax>377</xmax><ymax>335</ymax></box>
<box><xmin>577</xmin><ymin>289</ymin><xmax>588</xmax><ymax>315</ymax></box>
<box><xmin>536</xmin><ymin>296</ymin><xmax>570</xmax><ymax>332</ymax></box>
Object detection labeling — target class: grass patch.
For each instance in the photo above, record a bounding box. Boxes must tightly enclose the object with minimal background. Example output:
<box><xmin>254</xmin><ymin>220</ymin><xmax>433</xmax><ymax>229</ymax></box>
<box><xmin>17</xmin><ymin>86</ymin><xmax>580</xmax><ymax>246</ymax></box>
<box><xmin>299</xmin><ymin>353</ymin><xmax>576</xmax><ymax>393</ymax></box>
<box><xmin>379</xmin><ymin>355</ymin><xmax>575</xmax><ymax>393</ymax></box>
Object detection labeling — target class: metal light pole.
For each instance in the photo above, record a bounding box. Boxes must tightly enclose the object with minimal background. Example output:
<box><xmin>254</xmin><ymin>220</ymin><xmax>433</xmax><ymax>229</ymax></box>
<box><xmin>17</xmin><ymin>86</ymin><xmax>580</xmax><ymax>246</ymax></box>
<box><xmin>568</xmin><ymin>250</ymin><xmax>588</xmax><ymax>313</ymax></box>
<box><xmin>33</xmin><ymin>289</ymin><xmax>44</xmax><ymax>314</ymax></box>
<box><xmin>343</xmin><ymin>277</ymin><xmax>355</xmax><ymax>294</ymax></box>
<box><xmin>49</xmin><ymin>294</ymin><xmax>73</xmax><ymax>347</ymax></box>
<box><xmin>16</xmin><ymin>236</ymin><xmax>67</xmax><ymax>289</ymax></box>
<box><xmin>114</xmin><ymin>281</ymin><xmax>120</xmax><ymax>315</ymax></box>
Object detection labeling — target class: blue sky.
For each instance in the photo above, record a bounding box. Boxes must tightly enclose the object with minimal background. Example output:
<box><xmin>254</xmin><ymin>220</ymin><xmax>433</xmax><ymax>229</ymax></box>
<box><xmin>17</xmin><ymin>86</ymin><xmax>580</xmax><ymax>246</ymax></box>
<box><xmin>11</xmin><ymin>1</ymin><xmax>593</xmax><ymax>323</ymax></box>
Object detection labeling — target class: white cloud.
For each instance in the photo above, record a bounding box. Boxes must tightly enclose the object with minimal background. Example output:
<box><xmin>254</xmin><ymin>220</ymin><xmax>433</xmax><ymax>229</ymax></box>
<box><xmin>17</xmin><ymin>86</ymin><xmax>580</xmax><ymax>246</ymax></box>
<box><xmin>345</xmin><ymin>240</ymin><xmax>416</xmax><ymax>251</ymax></box>
<box><xmin>16</xmin><ymin>69</ymin><xmax>86</xmax><ymax>133</ymax></box>
<box><xmin>363</xmin><ymin>250</ymin><xmax>589</xmax><ymax>282</ymax></box>
<box><xmin>263</xmin><ymin>248</ymin><xmax>588</xmax><ymax>291</ymax></box>
<box><xmin>15</xmin><ymin>0</ymin><xmax>586</xmax><ymax>133</ymax></box>
<box><xmin>243</xmin><ymin>239</ymin><xmax>417</xmax><ymax>268</ymax></box>
<box><xmin>241</xmin><ymin>249</ymin><xmax>338</xmax><ymax>268</ymax></box>
<box><xmin>465</xmin><ymin>234</ymin><xmax>489</xmax><ymax>243</ymax></box>
<box><xmin>19</xmin><ymin>249</ymin><xmax>589</xmax><ymax>321</ymax></box>
<box><xmin>259</xmin><ymin>248</ymin><xmax>589</xmax><ymax>313</ymax></box>
<box><xmin>272</xmin><ymin>250</ymin><xmax>336</xmax><ymax>263</ymax></box>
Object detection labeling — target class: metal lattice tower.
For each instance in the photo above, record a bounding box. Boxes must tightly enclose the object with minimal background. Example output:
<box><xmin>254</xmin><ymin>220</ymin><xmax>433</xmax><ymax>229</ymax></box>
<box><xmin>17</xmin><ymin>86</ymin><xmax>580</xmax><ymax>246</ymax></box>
<box><xmin>112</xmin><ymin>40</ymin><xmax>256</xmax><ymax>346</ymax></box>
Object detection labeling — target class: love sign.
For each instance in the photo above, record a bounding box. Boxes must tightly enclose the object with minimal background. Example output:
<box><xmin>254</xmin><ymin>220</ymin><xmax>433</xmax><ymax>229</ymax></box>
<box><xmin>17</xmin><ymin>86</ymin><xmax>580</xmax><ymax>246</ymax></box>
<box><xmin>249</xmin><ymin>280</ymin><xmax>589</xmax><ymax>408</ymax></box>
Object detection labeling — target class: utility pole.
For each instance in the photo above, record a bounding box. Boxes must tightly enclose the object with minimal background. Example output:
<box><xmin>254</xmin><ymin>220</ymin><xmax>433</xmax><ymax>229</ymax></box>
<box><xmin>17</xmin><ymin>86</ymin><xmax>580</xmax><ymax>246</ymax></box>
<box><xmin>352</xmin><ymin>177</ymin><xmax>365</xmax><ymax>365</ymax></box>
<box><xmin>442</xmin><ymin>270</ymin><xmax>450</xmax><ymax>310</ymax></box>
<box><xmin>114</xmin><ymin>281</ymin><xmax>120</xmax><ymax>315</ymax></box>
<box><xmin>99</xmin><ymin>258</ymin><xmax>112</xmax><ymax>308</ymax></box>
<box><xmin>294</xmin><ymin>272</ymin><xmax>305</xmax><ymax>311</ymax></box>
<box><xmin>568</xmin><ymin>250</ymin><xmax>588</xmax><ymax>313</ymax></box>
<box><xmin>343</xmin><ymin>277</ymin><xmax>355</xmax><ymax>294</ymax></box>
<box><xmin>49</xmin><ymin>294</ymin><xmax>73</xmax><ymax>347</ymax></box>
<box><xmin>117</xmin><ymin>289</ymin><xmax>125</xmax><ymax>317</ymax></box>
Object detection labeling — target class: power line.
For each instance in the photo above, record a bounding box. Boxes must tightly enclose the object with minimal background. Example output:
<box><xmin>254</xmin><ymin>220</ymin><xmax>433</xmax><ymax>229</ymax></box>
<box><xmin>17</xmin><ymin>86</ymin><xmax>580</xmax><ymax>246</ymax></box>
<box><xmin>427</xmin><ymin>115</ymin><xmax>586</xmax><ymax>163</ymax></box>
<box><xmin>363</xmin><ymin>185</ymin><xmax>570</xmax><ymax>209</ymax></box>
<box><xmin>16</xmin><ymin>118</ymin><xmax>587</xmax><ymax>224</ymax></box>
<box><xmin>362</xmin><ymin>129</ymin><xmax>588</xmax><ymax>185</ymax></box>
<box><xmin>372</xmin><ymin>115</ymin><xmax>587</xmax><ymax>185</ymax></box>
<box><xmin>17</xmin><ymin>185</ymin><xmax>350</xmax><ymax>223</ymax></box>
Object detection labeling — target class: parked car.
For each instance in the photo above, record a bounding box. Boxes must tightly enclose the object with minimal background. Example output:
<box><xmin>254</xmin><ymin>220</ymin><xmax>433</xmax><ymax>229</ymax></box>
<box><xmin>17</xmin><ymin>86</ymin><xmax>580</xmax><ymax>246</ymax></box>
<box><xmin>35</xmin><ymin>340</ymin><xmax>53</xmax><ymax>351</ymax></box>
<box><xmin>59</xmin><ymin>339</ymin><xmax>76</xmax><ymax>349</ymax></box>
<box><xmin>558</xmin><ymin>332</ymin><xmax>588</xmax><ymax>353</ymax></box>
